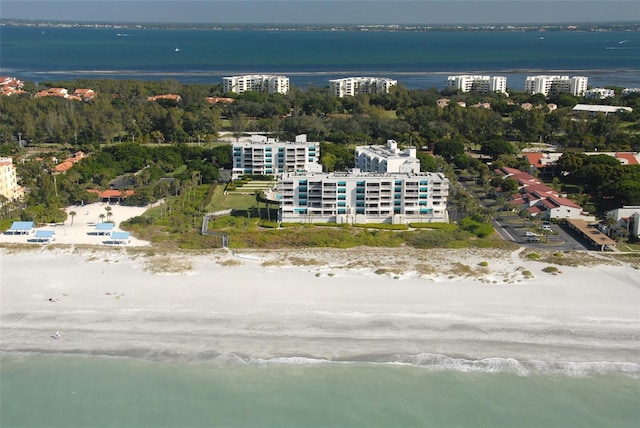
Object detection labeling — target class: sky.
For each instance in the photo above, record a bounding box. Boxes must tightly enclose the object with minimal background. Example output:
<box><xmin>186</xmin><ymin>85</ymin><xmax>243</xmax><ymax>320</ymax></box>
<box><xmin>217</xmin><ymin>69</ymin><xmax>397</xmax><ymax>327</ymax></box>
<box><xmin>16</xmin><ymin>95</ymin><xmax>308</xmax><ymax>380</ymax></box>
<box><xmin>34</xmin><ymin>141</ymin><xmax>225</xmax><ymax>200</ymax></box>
<box><xmin>1</xmin><ymin>0</ymin><xmax>638</xmax><ymax>25</ymax></box>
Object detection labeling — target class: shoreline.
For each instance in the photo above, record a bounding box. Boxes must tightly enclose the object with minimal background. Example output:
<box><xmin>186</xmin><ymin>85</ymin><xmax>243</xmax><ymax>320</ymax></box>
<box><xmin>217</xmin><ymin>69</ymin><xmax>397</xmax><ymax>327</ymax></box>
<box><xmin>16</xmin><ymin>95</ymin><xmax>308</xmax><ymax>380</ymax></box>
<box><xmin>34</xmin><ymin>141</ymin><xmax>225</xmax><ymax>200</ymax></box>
<box><xmin>1</xmin><ymin>244</ymin><xmax>639</xmax><ymax>375</ymax></box>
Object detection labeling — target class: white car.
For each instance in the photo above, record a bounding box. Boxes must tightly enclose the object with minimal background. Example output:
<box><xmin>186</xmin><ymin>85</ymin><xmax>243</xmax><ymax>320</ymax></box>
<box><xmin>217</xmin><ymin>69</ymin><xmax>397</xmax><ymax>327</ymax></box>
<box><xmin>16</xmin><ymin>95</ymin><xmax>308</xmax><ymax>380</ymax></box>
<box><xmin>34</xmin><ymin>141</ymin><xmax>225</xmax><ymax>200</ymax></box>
<box><xmin>524</xmin><ymin>231</ymin><xmax>537</xmax><ymax>237</ymax></box>
<box><xmin>539</xmin><ymin>225</ymin><xmax>552</xmax><ymax>231</ymax></box>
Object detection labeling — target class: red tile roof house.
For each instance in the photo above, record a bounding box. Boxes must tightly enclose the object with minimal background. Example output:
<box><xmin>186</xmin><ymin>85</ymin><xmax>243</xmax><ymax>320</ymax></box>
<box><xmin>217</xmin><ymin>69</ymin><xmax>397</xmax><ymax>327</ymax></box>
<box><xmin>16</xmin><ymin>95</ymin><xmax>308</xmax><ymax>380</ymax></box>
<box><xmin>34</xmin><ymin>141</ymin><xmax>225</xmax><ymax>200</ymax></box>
<box><xmin>87</xmin><ymin>189</ymin><xmax>135</xmax><ymax>204</ymax></box>
<box><xmin>0</xmin><ymin>76</ymin><xmax>26</xmax><ymax>96</ymax></box>
<box><xmin>35</xmin><ymin>87</ymin><xmax>70</xmax><ymax>98</ymax></box>
<box><xmin>73</xmin><ymin>88</ymin><xmax>97</xmax><ymax>101</ymax></box>
<box><xmin>51</xmin><ymin>151</ymin><xmax>86</xmax><ymax>174</ymax></box>
<box><xmin>148</xmin><ymin>94</ymin><xmax>182</xmax><ymax>102</ymax></box>
<box><xmin>525</xmin><ymin>151</ymin><xmax>640</xmax><ymax>180</ymax></box>
<box><xmin>206</xmin><ymin>97</ymin><xmax>235</xmax><ymax>104</ymax></box>
<box><xmin>1</xmin><ymin>76</ymin><xmax>24</xmax><ymax>87</ymax></box>
<box><xmin>498</xmin><ymin>166</ymin><xmax>595</xmax><ymax>221</ymax></box>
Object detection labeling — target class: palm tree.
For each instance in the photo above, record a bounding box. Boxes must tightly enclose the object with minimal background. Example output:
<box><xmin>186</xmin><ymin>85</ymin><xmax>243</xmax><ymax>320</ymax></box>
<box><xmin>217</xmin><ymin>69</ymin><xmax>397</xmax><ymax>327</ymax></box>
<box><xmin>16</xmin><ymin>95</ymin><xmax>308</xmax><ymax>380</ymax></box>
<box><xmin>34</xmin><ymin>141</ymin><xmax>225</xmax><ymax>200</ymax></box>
<box><xmin>99</xmin><ymin>214</ymin><xmax>105</xmax><ymax>223</ymax></box>
<box><xmin>69</xmin><ymin>211</ymin><xmax>77</xmax><ymax>226</ymax></box>
<box><xmin>105</xmin><ymin>206</ymin><xmax>112</xmax><ymax>221</ymax></box>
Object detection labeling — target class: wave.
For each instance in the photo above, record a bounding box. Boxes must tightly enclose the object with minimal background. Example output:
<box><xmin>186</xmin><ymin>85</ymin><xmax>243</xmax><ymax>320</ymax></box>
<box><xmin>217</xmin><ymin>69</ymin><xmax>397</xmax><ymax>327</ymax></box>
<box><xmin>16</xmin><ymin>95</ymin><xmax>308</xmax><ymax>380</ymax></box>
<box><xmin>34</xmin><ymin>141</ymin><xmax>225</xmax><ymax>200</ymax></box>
<box><xmin>388</xmin><ymin>353</ymin><xmax>640</xmax><ymax>378</ymax></box>
<box><xmin>209</xmin><ymin>352</ymin><xmax>640</xmax><ymax>378</ymax></box>
<box><xmin>4</xmin><ymin>350</ymin><xmax>639</xmax><ymax>377</ymax></box>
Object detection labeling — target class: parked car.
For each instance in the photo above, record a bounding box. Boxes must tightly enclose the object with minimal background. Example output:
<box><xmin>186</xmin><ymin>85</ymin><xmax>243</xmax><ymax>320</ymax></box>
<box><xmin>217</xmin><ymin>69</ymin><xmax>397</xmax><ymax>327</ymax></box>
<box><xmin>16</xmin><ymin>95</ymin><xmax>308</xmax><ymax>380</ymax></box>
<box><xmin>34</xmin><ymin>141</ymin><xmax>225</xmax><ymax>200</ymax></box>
<box><xmin>524</xmin><ymin>231</ymin><xmax>537</xmax><ymax>237</ymax></box>
<box><xmin>527</xmin><ymin>236</ymin><xmax>541</xmax><ymax>242</ymax></box>
<box><xmin>539</xmin><ymin>225</ymin><xmax>552</xmax><ymax>231</ymax></box>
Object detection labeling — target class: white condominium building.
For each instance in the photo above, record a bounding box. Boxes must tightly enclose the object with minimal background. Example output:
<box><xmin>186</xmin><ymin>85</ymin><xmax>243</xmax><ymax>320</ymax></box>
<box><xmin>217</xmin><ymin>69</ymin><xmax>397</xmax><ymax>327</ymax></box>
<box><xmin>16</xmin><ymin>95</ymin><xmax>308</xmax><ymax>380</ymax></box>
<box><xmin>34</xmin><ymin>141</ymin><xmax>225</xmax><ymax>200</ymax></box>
<box><xmin>0</xmin><ymin>157</ymin><xmax>23</xmax><ymax>202</ymax></box>
<box><xmin>329</xmin><ymin>77</ymin><xmax>398</xmax><ymax>97</ymax></box>
<box><xmin>223</xmin><ymin>75</ymin><xmax>290</xmax><ymax>94</ymax></box>
<box><xmin>585</xmin><ymin>88</ymin><xmax>615</xmax><ymax>99</ymax></box>
<box><xmin>232</xmin><ymin>134</ymin><xmax>322</xmax><ymax>179</ymax></box>
<box><xmin>355</xmin><ymin>140</ymin><xmax>420</xmax><ymax>174</ymax></box>
<box><xmin>278</xmin><ymin>170</ymin><xmax>449</xmax><ymax>225</ymax></box>
<box><xmin>524</xmin><ymin>75</ymin><xmax>588</xmax><ymax>97</ymax></box>
<box><xmin>446</xmin><ymin>75</ymin><xmax>508</xmax><ymax>94</ymax></box>
<box><xmin>622</xmin><ymin>88</ymin><xmax>640</xmax><ymax>96</ymax></box>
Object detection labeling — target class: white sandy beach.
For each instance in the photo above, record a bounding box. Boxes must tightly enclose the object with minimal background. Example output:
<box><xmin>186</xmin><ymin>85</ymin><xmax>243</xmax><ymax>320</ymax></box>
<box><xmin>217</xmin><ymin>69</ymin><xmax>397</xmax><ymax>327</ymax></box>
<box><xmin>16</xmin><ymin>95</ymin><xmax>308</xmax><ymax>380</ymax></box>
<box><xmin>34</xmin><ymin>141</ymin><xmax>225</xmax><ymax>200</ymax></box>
<box><xmin>1</xmin><ymin>239</ymin><xmax>639</xmax><ymax>368</ymax></box>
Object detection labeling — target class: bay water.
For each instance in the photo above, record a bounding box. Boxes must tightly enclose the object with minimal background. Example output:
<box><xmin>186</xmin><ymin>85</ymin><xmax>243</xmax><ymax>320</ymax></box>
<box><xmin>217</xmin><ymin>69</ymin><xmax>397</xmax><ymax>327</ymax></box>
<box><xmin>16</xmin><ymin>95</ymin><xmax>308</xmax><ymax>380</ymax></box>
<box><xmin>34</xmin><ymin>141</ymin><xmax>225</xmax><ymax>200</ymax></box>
<box><xmin>1</xmin><ymin>26</ymin><xmax>639</xmax><ymax>89</ymax></box>
<box><xmin>2</xmin><ymin>354</ymin><xmax>639</xmax><ymax>428</ymax></box>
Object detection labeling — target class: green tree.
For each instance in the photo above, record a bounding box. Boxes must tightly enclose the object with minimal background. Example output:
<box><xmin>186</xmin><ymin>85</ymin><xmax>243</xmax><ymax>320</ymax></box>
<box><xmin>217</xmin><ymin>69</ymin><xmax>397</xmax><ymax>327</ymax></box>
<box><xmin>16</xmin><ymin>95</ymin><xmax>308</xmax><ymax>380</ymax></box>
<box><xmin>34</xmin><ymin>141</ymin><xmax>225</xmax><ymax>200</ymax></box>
<box><xmin>433</xmin><ymin>140</ymin><xmax>465</xmax><ymax>162</ymax></box>
<box><xmin>481</xmin><ymin>138</ymin><xmax>514</xmax><ymax>160</ymax></box>
<box><xmin>500</xmin><ymin>178</ymin><xmax>519</xmax><ymax>194</ymax></box>
<box><xmin>231</xmin><ymin>112</ymin><xmax>249</xmax><ymax>141</ymax></box>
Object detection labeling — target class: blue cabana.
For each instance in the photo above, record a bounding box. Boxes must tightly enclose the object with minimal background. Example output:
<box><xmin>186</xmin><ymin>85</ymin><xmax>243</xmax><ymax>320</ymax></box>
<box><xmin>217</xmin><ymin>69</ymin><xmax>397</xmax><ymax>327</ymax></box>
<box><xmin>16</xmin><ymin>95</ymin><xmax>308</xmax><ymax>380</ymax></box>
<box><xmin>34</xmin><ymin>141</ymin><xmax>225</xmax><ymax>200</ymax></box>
<box><xmin>6</xmin><ymin>221</ymin><xmax>34</xmax><ymax>235</ymax></box>
<box><xmin>95</xmin><ymin>223</ymin><xmax>114</xmax><ymax>236</ymax></box>
<box><xmin>108</xmin><ymin>231</ymin><xmax>130</xmax><ymax>245</ymax></box>
<box><xmin>34</xmin><ymin>230</ymin><xmax>55</xmax><ymax>243</ymax></box>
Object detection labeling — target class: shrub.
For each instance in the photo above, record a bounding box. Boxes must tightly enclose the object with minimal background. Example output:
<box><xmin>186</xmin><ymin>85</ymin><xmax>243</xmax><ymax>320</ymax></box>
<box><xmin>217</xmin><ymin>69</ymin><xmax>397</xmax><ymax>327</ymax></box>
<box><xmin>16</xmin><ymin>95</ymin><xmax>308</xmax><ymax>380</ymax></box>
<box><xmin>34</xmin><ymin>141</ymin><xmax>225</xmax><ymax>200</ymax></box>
<box><xmin>409</xmin><ymin>222</ymin><xmax>458</xmax><ymax>232</ymax></box>
<box><xmin>458</xmin><ymin>216</ymin><xmax>494</xmax><ymax>238</ymax></box>
<box><xmin>257</xmin><ymin>221</ymin><xmax>279</xmax><ymax>228</ymax></box>
<box><xmin>353</xmin><ymin>223</ymin><xmax>409</xmax><ymax>231</ymax></box>
<box><xmin>542</xmin><ymin>266</ymin><xmax>559</xmax><ymax>273</ymax></box>
<box><xmin>479</xmin><ymin>261</ymin><xmax>489</xmax><ymax>267</ymax></box>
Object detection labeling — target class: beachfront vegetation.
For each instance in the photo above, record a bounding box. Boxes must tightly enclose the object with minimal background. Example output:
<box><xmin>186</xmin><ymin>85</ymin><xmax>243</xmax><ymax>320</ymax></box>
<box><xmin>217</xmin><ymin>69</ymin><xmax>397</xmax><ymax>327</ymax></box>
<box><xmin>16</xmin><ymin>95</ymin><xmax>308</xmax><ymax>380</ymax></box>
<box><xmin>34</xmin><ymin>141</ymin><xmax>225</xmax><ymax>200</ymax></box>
<box><xmin>116</xmin><ymin>179</ymin><xmax>514</xmax><ymax>250</ymax></box>
<box><xmin>1</xmin><ymin>78</ymin><xmax>638</xmax><ymax>247</ymax></box>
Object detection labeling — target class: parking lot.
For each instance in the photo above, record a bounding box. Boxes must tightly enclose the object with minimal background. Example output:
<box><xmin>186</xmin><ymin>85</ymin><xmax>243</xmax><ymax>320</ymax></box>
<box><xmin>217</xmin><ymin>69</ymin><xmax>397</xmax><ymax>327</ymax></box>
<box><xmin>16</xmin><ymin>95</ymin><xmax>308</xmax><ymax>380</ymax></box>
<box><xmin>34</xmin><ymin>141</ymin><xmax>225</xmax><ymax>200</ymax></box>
<box><xmin>493</xmin><ymin>216</ymin><xmax>592</xmax><ymax>251</ymax></box>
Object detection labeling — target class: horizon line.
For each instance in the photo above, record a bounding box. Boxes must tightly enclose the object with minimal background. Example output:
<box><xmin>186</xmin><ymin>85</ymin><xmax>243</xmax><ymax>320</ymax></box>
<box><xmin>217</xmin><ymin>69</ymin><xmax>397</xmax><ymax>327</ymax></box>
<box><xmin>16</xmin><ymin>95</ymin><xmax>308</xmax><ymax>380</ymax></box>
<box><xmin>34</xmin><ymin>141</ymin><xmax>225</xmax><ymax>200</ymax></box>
<box><xmin>3</xmin><ymin>19</ymin><xmax>639</xmax><ymax>28</ymax></box>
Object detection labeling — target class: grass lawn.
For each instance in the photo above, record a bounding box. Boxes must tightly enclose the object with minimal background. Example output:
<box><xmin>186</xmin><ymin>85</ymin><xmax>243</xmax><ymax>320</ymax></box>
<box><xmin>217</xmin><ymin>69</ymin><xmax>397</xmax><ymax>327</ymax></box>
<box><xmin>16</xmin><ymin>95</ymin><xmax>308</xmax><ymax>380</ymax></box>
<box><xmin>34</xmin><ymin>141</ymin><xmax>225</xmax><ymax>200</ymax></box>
<box><xmin>206</xmin><ymin>184</ymin><xmax>259</xmax><ymax>212</ymax></box>
<box><xmin>166</xmin><ymin>165</ymin><xmax>187</xmax><ymax>177</ymax></box>
<box><xmin>618</xmin><ymin>241</ymin><xmax>640</xmax><ymax>252</ymax></box>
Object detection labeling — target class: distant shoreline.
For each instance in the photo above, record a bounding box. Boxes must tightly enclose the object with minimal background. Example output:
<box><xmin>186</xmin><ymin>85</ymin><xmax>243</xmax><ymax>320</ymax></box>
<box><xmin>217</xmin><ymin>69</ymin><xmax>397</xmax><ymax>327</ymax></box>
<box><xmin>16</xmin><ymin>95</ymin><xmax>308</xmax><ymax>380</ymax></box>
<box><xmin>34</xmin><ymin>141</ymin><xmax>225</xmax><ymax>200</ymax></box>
<box><xmin>2</xmin><ymin>19</ymin><xmax>640</xmax><ymax>33</ymax></box>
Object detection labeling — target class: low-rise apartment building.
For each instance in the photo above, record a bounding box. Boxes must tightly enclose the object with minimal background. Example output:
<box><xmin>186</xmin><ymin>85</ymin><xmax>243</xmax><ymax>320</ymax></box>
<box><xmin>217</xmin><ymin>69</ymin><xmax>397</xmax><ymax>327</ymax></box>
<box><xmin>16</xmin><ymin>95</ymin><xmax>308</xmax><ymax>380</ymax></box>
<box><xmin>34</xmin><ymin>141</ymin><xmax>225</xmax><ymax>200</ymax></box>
<box><xmin>0</xmin><ymin>157</ymin><xmax>24</xmax><ymax>202</ymax></box>
<box><xmin>232</xmin><ymin>134</ymin><xmax>322</xmax><ymax>179</ymax></box>
<box><xmin>223</xmin><ymin>75</ymin><xmax>290</xmax><ymax>94</ymax></box>
<box><xmin>354</xmin><ymin>140</ymin><xmax>420</xmax><ymax>174</ymax></box>
<box><xmin>446</xmin><ymin>75</ymin><xmax>507</xmax><ymax>94</ymax></box>
<box><xmin>524</xmin><ymin>75</ymin><xmax>588</xmax><ymax>97</ymax></box>
<box><xmin>602</xmin><ymin>206</ymin><xmax>640</xmax><ymax>239</ymax></box>
<box><xmin>329</xmin><ymin>77</ymin><xmax>397</xmax><ymax>97</ymax></box>
<box><xmin>277</xmin><ymin>170</ymin><xmax>449</xmax><ymax>225</ymax></box>
<box><xmin>572</xmin><ymin>104</ymin><xmax>633</xmax><ymax>116</ymax></box>
<box><xmin>499</xmin><ymin>166</ymin><xmax>593</xmax><ymax>221</ymax></box>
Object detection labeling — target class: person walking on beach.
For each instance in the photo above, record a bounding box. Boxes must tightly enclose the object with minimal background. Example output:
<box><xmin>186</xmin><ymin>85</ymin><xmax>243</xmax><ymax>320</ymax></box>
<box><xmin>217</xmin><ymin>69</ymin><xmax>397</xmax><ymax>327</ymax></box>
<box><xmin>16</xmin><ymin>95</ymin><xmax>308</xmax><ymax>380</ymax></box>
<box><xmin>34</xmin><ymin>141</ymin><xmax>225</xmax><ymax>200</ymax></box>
<box><xmin>53</xmin><ymin>331</ymin><xmax>60</xmax><ymax>339</ymax></box>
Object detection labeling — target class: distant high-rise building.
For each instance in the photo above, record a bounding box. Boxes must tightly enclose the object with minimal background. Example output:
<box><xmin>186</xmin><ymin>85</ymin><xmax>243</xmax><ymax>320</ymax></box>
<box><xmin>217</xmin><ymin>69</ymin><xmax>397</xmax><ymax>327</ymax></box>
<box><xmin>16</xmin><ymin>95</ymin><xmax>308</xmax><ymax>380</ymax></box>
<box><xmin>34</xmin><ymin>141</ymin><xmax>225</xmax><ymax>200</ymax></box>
<box><xmin>223</xmin><ymin>75</ymin><xmax>290</xmax><ymax>94</ymax></box>
<box><xmin>622</xmin><ymin>88</ymin><xmax>640</xmax><ymax>97</ymax></box>
<box><xmin>329</xmin><ymin>77</ymin><xmax>398</xmax><ymax>97</ymax></box>
<box><xmin>585</xmin><ymin>88</ymin><xmax>615</xmax><ymax>99</ymax></box>
<box><xmin>524</xmin><ymin>75</ymin><xmax>588</xmax><ymax>97</ymax></box>
<box><xmin>446</xmin><ymin>75</ymin><xmax>508</xmax><ymax>94</ymax></box>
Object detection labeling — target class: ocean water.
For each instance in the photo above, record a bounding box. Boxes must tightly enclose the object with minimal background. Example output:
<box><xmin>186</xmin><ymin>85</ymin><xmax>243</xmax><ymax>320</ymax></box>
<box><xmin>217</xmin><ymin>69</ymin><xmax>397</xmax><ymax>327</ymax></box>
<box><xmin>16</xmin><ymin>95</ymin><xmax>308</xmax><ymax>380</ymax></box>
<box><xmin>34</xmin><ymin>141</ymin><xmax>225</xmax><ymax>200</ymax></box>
<box><xmin>1</xmin><ymin>354</ymin><xmax>639</xmax><ymax>428</ymax></box>
<box><xmin>1</xmin><ymin>26</ymin><xmax>639</xmax><ymax>89</ymax></box>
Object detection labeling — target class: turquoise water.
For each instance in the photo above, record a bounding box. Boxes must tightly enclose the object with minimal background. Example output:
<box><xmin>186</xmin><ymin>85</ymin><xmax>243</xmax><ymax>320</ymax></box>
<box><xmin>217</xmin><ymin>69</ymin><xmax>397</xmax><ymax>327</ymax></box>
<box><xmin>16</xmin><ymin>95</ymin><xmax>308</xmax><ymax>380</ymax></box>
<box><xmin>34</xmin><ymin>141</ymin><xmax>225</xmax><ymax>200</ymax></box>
<box><xmin>2</xmin><ymin>355</ymin><xmax>639</xmax><ymax>428</ymax></box>
<box><xmin>1</xmin><ymin>26</ymin><xmax>639</xmax><ymax>88</ymax></box>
